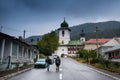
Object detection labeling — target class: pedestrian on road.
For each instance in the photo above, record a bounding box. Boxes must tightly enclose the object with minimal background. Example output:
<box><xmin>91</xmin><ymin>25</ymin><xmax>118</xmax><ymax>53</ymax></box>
<box><xmin>55</xmin><ymin>56</ymin><xmax>61</xmax><ymax>71</ymax></box>
<box><xmin>45</xmin><ymin>56</ymin><xmax>51</xmax><ymax>71</ymax></box>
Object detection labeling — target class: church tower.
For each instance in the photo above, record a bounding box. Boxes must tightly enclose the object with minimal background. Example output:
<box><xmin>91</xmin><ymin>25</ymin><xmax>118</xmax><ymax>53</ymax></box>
<box><xmin>80</xmin><ymin>29</ymin><xmax>85</xmax><ymax>42</ymax></box>
<box><xmin>58</xmin><ymin>18</ymin><xmax>71</xmax><ymax>45</ymax></box>
<box><xmin>55</xmin><ymin>18</ymin><xmax>71</xmax><ymax>56</ymax></box>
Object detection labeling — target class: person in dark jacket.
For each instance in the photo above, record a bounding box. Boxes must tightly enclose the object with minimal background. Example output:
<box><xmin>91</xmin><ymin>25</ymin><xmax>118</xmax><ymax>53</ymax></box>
<box><xmin>45</xmin><ymin>56</ymin><xmax>51</xmax><ymax>71</ymax></box>
<box><xmin>55</xmin><ymin>56</ymin><xmax>61</xmax><ymax>71</ymax></box>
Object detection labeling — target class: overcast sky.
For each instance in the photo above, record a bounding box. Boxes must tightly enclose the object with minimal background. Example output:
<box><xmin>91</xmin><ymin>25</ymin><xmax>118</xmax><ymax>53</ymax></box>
<box><xmin>0</xmin><ymin>0</ymin><xmax>120</xmax><ymax>38</ymax></box>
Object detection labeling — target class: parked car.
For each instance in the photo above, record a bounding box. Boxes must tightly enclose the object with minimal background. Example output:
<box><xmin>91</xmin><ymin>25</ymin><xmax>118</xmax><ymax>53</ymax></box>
<box><xmin>34</xmin><ymin>59</ymin><xmax>47</xmax><ymax>68</ymax></box>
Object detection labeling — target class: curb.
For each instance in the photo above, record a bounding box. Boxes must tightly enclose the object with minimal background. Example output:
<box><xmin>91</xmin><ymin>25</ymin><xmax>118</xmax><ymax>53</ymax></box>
<box><xmin>71</xmin><ymin>58</ymin><xmax>120</xmax><ymax>80</ymax></box>
<box><xmin>0</xmin><ymin>67</ymin><xmax>33</xmax><ymax>80</ymax></box>
<box><xmin>88</xmin><ymin>66</ymin><xmax>120</xmax><ymax>80</ymax></box>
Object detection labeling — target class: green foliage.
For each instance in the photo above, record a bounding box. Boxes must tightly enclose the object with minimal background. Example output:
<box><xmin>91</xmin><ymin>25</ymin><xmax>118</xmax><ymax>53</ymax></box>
<box><xmin>78</xmin><ymin>49</ymin><xmax>97</xmax><ymax>63</ymax></box>
<box><xmin>77</xmin><ymin>49</ymin><xmax>120</xmax><ymax>74</ymax></box>
<box><xmin>78</xmin><ymin>49</ymin><xmax>97</xmax><ymax>59</ymax></box>
<box><xmin>37</xmin><ymin>31</ymin><xmax>59</xmax><ymax>56</ymax></box>
<box><xmin>39</xmin><ymin>53</ymin><xmax>45</xmax><ymax>58</ymax></box>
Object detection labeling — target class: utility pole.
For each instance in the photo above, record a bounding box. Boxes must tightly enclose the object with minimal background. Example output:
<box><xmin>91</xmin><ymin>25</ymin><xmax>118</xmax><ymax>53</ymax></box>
<box><xmin>23</xmin><ymin>30</ymin><xmax>26</xmax><ymax>40</ymax></box>
<box><xmin>0</xmin><ymin>26</ymin><xmax>3</xmax><ymax>32</ymax></box>
<box><xmin>95</xmin><ymin>27</ymin><xmax>99</xmax><ymax>58</ymax></box>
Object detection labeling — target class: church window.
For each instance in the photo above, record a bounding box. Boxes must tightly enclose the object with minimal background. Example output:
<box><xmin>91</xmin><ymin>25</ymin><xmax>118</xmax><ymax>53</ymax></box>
<box><xmin>62</xmin><ymin>41</ymin><xmax>64</xmax><ymax>44</ymax></box>
<box><xmin>62</xmin><ymin>30</ymin><xmax>65</xmax><ymax>37</ymax></box>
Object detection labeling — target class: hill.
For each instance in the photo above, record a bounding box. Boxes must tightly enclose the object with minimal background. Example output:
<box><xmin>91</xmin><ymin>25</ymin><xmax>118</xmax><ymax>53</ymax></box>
<box><xmin>25</xmin><ymin>35</ymin><xmax>42</xmax><ymax>45</ymax></box>
<box><xmin>26</xmin><ymin>21</ymin><xmax>120</xmax><ymax>43</ymax></box>
<box><xmin>70</xmin><ymin>21</ymin><xmax>120</xmax><ymax>40</ymax></box>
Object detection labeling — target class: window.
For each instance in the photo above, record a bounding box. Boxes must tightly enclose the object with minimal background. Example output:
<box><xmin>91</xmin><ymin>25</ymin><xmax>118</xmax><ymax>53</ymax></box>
<box><xmin>62</xmin><ymin>41</ymin><xmax>64</xmax><ymax>44</ymax></box>
<box><xmin>62</xmin><ymin>30</ymin><xmax>65</xmax><ymax>37</ymax></box>
<box><xmin>12</xmin><ymin>42</ymin><xmax>17</xmax><ymax>57</ymax></box>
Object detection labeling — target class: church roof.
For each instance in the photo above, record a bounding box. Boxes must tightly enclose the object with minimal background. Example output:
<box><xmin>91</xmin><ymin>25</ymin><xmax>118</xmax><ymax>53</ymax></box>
<box><xmin>58</xmin><ymin>18</ymin><xmax>71</xmax><ymax>31</ymax></box>
<box><xmin>68</xmin><ymin>40</ymin><xmax>83</xmax><ymax>45</ymax></box>
<box><xmin>60</xmin><ymin>18</ymin><xmax>68</xmax><ymax>28</ymax></box>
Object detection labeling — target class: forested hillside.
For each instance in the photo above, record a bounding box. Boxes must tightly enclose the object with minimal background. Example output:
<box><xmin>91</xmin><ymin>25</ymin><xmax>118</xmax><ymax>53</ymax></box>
<box><xmin>26</xmin><ymin>21</ymin><xmax>120</xmax><ymax>42</ymax></box>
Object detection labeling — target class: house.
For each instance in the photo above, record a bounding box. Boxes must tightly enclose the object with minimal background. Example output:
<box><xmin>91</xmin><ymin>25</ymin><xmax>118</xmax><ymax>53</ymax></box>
<box><xmin>0</xmin><ymin>32</ymin><xmax>39</xmax><ymax>70</ymax></box>
<box><xmin>104</xmin><ymin>45</ymin><xmax>120</xmax><ymax>62</ymax></box>
<box><xmin>67</xmin><ymin>40</ymin><xmax>84</xmax><ymax>56</ymax></box>
<box><xmin>84</xmin><ymin>38</ymin><xmax>111</xmax><ymax>50</ymax></box>
<box><xmin>55</xmin><ymin>18</ymin><xmax>85</xmax><ymax>56</ymax></box>
<box><xmin>98</xmin><ymin>37</ymin><xmax>120</xmax><ymax>56</ymax></box>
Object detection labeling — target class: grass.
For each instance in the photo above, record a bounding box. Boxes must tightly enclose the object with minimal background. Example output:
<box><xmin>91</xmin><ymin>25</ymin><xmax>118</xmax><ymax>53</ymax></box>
<box><xmin>72</xmin><ymin>57</ymin><xmax>120</xmax><ymax>75</ymax></box>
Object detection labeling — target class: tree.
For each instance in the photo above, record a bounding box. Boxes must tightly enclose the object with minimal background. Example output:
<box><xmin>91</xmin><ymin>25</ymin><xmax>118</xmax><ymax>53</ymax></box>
<box><xmin>37</xmin><ymin>31</ymin><xmax>59</xmax><ymax>56</ymax></box>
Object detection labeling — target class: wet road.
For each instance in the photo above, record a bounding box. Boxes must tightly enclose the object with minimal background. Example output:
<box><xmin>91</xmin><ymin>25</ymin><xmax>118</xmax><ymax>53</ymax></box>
<box><xmin>7</xmin><ymin>58</ymin><xmax>116</xmax><ymax>80</ymax></box>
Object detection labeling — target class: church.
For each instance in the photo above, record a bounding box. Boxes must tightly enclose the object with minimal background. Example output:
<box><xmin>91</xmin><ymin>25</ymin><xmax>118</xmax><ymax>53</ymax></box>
<box><xmin>55</xmin><ymin>18</ymin><xmax>86</xmax><ymax>56</ymax></box>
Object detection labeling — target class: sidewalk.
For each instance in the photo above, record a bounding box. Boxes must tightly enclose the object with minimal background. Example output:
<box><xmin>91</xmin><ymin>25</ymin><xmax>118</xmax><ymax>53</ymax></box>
<box><xmin>0</xmin><ymin>67</ymin><xmax>33</xmax><ymax>80</ymax></box>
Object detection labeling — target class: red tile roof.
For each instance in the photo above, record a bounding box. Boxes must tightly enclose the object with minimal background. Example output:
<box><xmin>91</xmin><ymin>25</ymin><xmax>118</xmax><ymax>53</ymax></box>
<box><xmin>85</xmin><ymin>38</ymin><xmax>111</xmax><ymax>44</ymax></box>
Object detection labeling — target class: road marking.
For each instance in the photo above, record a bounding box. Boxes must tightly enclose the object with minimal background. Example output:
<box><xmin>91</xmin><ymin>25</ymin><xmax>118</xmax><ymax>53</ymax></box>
<box><xmin>59</xmin><ymin>73</ymin><xmax>62</xmax><ymax>80</ymax></box>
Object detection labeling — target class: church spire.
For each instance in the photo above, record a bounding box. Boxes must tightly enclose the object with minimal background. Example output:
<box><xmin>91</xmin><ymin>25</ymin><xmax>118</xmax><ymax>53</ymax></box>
<box><xmin>80</xmin><ymin>29</ymin><xmax>85</xmax><ymax>42</ymax></box>
<box><xmin>80</xmin><ymin>29</ymin><xmax>85</xmax><ymax>37</ymax></box>
<box><xmin>60</xmin><ymin>17</ymin><xmax>69</xmax><ymax>28</ymax></box>
<box><xmin>64</xmin><ymin>17</ymin><xmax>65</xmax><ymax>22</ymax></box>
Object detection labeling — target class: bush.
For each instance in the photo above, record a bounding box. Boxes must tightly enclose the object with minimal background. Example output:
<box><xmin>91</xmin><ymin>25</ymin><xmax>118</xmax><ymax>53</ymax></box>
<box><xmin>92</xmin><ymin>63</ymin><xmax>103</xmax><ymax>69</ymax></box>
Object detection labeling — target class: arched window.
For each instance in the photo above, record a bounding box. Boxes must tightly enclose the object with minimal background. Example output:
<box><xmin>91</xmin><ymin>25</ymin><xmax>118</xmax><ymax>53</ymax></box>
<box><xmin>62</xmin><ymin>30</ymin><xmax>64</xmax><ymax>37</ymax></box>
<box><xmin>62</xmin><ymin>41</ymin><xmax>64</xmax><ymax>44</ymax></box>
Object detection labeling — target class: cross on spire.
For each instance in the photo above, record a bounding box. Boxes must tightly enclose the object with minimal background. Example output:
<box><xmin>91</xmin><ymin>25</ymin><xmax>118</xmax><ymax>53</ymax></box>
<box><xmin>64</xmin><ymin>17</ymin><xmax>66</xmax><ymax>22</ymax></box>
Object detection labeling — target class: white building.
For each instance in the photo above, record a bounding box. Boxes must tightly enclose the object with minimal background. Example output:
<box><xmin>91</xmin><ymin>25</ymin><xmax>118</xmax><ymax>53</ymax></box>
<box><xmin>104</xmin><ymin>45</ymin><xmax>120</xmax><ymax>62</ymax></box>
<box><xmin>0</xmin><ymin>32</ymin><xmax>39</xmax><ymax>70</ymax></box>
<box><xmin>98</xmin><ymin>37</ymin><xmax>120</xmax><ymax>56</ymax></box>
<box><xmin>55</xmin><ymin>19</ymin><xmax>85</xmax><ymax>56</ymax></box>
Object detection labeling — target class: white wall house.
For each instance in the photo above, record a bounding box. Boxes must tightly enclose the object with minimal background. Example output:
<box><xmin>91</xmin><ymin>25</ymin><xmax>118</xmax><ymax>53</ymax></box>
<box><xmin>98</xmin><ymin>37</ymin><xmax>120</xmax><ymax>57</ymax></box>
<box><xmin>0</xmin><ymin>32</ymin><xmax>39</xmax><ymax>70</ymax></box>
<box><xmin>104</xmin><ymin>45</ymin><xmax>120</xmax><ymax>62</ymax></box>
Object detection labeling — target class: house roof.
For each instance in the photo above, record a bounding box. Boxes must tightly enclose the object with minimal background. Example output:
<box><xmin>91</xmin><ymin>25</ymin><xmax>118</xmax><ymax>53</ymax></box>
<box><xmin>85</xmin><ymin>38</ymin><xmax>111</xmax><ymax>44</ymax></box>
<box><xmin>0</xmin><ymin>32</ymin><xmax>30</xmax><ymax>46</ymax></box>
<box><xmin>104</xmin><ymin>44</ymin><xmax>120</xmax><ymax>53</ymax></box>
<box><xmin>68</xmin><ymin>40</ymin><xmax>83</xmax><ymax>45</ymax></box>
<box><xmin>102</xmin><ymin>37</ymin><xmax>120</xmax><ymax>47</ymax></box>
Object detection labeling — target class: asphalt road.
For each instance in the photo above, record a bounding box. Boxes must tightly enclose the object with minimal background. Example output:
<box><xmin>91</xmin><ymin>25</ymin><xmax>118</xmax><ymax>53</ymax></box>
<box><xmin>7</xmin><ymin>58</ymin><xmax>118</xmax><ymax>80</ymax></box>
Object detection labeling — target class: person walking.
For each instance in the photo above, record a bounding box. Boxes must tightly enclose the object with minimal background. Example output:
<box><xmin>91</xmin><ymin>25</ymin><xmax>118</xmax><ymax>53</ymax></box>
<box><xmin>45</xmin><ymin>56</ymin><xmax>51</xmax><ymax>71</ymax></box>
<box><xmin>55</xmin><ymin>56</ymin><xmax>61</xmax><ymax>71</ymax></box>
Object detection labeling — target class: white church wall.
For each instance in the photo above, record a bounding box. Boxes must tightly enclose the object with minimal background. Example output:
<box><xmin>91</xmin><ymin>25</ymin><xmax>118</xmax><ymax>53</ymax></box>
<box><xmin>55</xmin><ymin>46</ymin><xmax>68</xmax><ymax>57</ymax></box>
<box><xmin>59</xmin><ymin>30</ymin><xmax>70</xmax><ymax>45</ymax></box>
